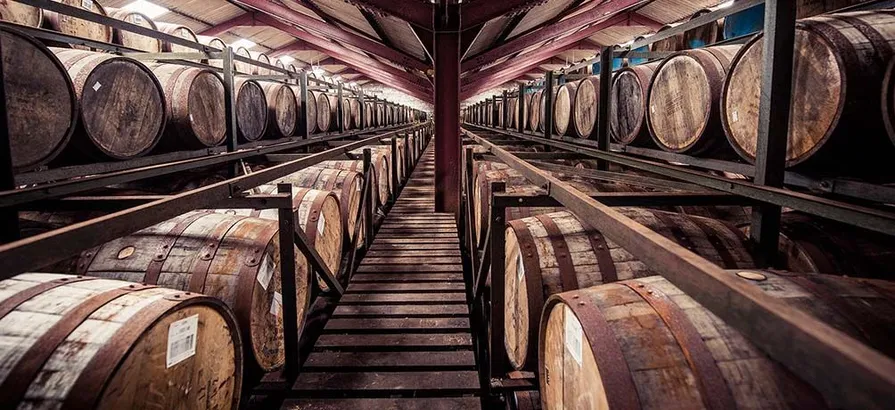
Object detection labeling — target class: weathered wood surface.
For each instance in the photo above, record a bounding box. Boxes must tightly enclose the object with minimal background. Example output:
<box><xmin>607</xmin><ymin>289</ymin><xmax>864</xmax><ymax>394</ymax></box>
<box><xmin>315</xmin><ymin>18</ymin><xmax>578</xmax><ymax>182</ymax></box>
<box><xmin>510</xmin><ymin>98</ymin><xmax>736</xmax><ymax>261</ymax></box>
<box><xmin>43</xmin><ymin>0</ymin><xmax>111</xmax><ymax>49</ymax></box>
<box><xmin>505</xmin><ymin>209</ymin><xmax>755</xmax><ymax>369</ymax></box>
<box><xmin>723</xmin><ymin>11</ymin><xmax>895</xmax><ymax>174</ymax></box>
<box><xmin>196</xmin><ymin>35</ymin><xmax>227</xmax><ymax>67</ymax></box>
<box><xmin>106</xmin><ymin>8</ymin><xmax>160</xmax><ymax>52</ymax></box>
<box><xmin>1</xmin><ymin>29</ymin><xmax>75</xmax><ymax>170</ymax></box>
<box><xmin>249</xmin><ymin>51</ymin><xmax>272</xmax><ymax>75</ymax></box>
<box><xmin>155</xmin><ymin>22</ymin><xmax>198</xmax><ymax>54</ymax></box>
<box><xmin>318</xmin><ymin>159</ymin><xmax>387</xmax><ymax>208</ymax></box>
<box><xmin>572</xmin><ymin>76</ymin><xmax>601</xmax><ymax>138</ymax></box>
<box><xmin>304</xmin><ymin>89</ymin><xmax>319</xmax><ymax>134</ymax></box>
<box><xmin>71</xmin><ymin>212</ymin><xmax>310</xmax><ymax>375</ymax></box>
<box><xmin>259</xmin><ymin>81</ymin><xmax>297</xmax><ymax>139</ymax></box>
<box><xmin>52</xmin><ymin>48</ymin><xmax>165</xmax><ymax>160</ymax></box>
<box><xmin>284</xmin><ymin>143</ymin><xmax>479</xmax><ymax>406</ymax></box>
<box><xmin>317</xmin><ymin>93</ymin><xmax>339</xmax><ymax>133</ymax></box>
<box><xmin>539</xmin><ymin>270</ymin><xmax>895</xmax><ymax>409</ymax></box>
<box><xmin>149</xmin><ymin>63</ymin><xmax>226</xmax><ymax>150</ymax></box>
<box><xmin>350</xmin><ymin>145</ymin><xmax>395</xmax><ymax>195</ymax></box>
<box><xmin>683</xmin><ymin>9</ymin><xmax>723</xmax><ymax>49</ymax></box>
<box><xmin>648</xmin><ymin>45</ymin><xmax>741</xmax><ymax>156</ymax></box>
<box><xmin>530</xmin><ymin>90</ymin><xmax>543</xmax><ymax>133</ymax></box>
<box><xmin>651</xmin><ymin>24</ymin><xmax>683</xmax><ymax>53</ymax></box>
<box><xmin>553</xmin><ymin>82</ymin><xmax>577</xmax><ymax>136</ymax></box>
<box><xmin>234</xmin><ymin>78</ymin><xmax>267</xmax><ymax>142</ymax></box>
<box><xmin>0</xmin><ymin>273</ymin><xmax>241</xmax><ymax>410</ymax></box>
<box><xmin>0</xmin><ymin>1</ymin><xmax>41</xmax><ymax>27</ymax></box>
<box><xmin>234</xmin><ymin>46</ymin><xmax>253</xmax><ymax>74</ymax></box>
<box><xmin>274</xmin><ymin>166</ymin><xmax>362</xmax><ymax>247</ymax></box>
<box><xmin>611</xmin><ymin>62</ymin><xmax>660</xmax><ymax>146</ymax></box>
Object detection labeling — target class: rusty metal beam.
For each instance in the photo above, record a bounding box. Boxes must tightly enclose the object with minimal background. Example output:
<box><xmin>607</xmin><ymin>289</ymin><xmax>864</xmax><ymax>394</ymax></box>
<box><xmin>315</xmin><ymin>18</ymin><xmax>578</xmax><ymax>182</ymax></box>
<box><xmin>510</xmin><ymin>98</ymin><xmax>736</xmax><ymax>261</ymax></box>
<box><xmin>435</xmin><ymin>1</ymin><xmax>461</xmax><ymax>213</ymax></box>
<box><xmin>462</xmin><ymin>0</ymin><xmax>646</xmax><ymax>72</ymax></box>
<box><xmin>234</xmin><ymin>0</ymin><xmax>430</xmax><ymax>72</ymax></box>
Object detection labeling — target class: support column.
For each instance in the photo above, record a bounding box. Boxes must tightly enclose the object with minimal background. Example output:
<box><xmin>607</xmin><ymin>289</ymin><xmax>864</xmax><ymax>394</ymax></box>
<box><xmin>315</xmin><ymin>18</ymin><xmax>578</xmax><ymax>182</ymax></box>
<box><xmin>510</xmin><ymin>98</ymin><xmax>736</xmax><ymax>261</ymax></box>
<box><xmin>594</xmin><ymin>46</ymin><xmax>613</xmax><ymax>170</ymax></box>
<box><xmin>750</xmin><ymin>0</ymin><xmax>797</xmax><ymax>267</ymax></box>
<box><xmin>434</xmin><ymin>0</ymin><xmax>461</xmax><ymax>213</ymax></box>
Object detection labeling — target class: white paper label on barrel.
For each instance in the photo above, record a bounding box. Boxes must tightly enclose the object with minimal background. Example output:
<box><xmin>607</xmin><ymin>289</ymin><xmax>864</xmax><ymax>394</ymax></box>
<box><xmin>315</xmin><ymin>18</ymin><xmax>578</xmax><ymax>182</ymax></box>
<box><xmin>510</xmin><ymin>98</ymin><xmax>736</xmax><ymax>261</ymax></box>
<box><xmin>270</xmin><ymin>292</ymin><xmax>282</xmax><ymax>317</ymax></box>
<box><xmin>92</xmin><ymin>82</ymin><xmax>102</xmax><ymax>92</ymax></box>
<box><xmin>133</xmin><ymin>14</ymin><xmax>143</xmax><ymax>24</ymax></box>
<box><xmin>81</xmin><ymin>0</ymin><xmax>93</xmax><ymax>10</ymax></box>
<box><xmin>317</xmin><ymin>214</ymin><xmax>326</xmax><ymax>236</ymax></box>
<box><xmin>517</xmin><ymin>255</ymin><xmax>525</xmax><ymax>280</ymax></box>
<box><xmin>565</xmin><ymin>313</ymin><xmax>583</xmax><ymax>366</ymax></box>
<box><xmin>256</xmin><ymin>254</ymin><xmax>275</xmax><ymax>290</ymax></box>
<box><xmin>732</xmin><ymin>110</ymin><xmax>738</xmax><ymax>123</ymax></box>
<box><xmin>167</xmin><ymin>315</ymin><xmax>198</xmax><ymax>368</ymax></box>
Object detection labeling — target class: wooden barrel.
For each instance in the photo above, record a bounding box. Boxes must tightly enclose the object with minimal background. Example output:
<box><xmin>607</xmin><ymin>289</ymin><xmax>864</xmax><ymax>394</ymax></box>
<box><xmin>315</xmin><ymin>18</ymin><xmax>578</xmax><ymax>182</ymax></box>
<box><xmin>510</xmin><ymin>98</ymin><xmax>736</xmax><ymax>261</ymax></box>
<box><xmin>723</xmin><ymin>1</ymin><xmax>871</xmax><ymax>40</ymax></box>
<box><xmin>508</xmin><ymin>97</ymin><xmax>518</xmax><ymax>129</ymax></box>
<box><xmin>304</xmin><ymin>89</ymin><xmax>320</xmax><ymax>134</ymax></box>
<box><xmin>43</xmin><ymin>0</ymin><xmax>111</xmax><ymax>49</ymax></box>
<box><xmin>234</xmin><ymin>78</ymin><xmax>268</xmax><ymax>142</ymax></box>
<box><xmin>365</xmin><ymin>102</ymin><xmax>375</xmax><ymax>128</ymax></box>
<box><xmin>1</xmin><ymin>29</ymin><xmax>76</xmax><ymax>170</ymax></box>
<box><xmin>0</xmin><ymin>1</ymin><xmax>41</xmax><ymax>27</ymax></box>
<box><xmin>651</xmin><ymin>24</ymin><xmax>683</xmax><ymax>53</ymax></box>
<box><xmin>683</xmin><ymin>9</ymin><xmax>724</xmax><ymax>49</ymax></box>
<box><xmin>259</xmin><ymin>82</ymin><xmax>297</xmax><ymax>139</ymax></box>
<box><xmin>340</xmin><ymin>98</ymin><xmax>352</xmax><ymax>130</ymax></box>
<box><xmin>505</xmin><ymin>209</ymin><xmax>754</xmax><ymax>370</ymax></box>
<box><xmin>572</xmin><ymin>76</ymin><xmax>600</xmax><ymax>138</ymax></box>
<box><xmin>250</xmin><ymin>51</ymin><xmax>272</xmax><ymax>75</ymax></box>
<box><xmin>74</xmin><ymin>212</ymin><xmax>313</xmax><ymax>378</ymax></box>
<box><xmin>215</xmin><ymin>186</ymin><xmax>344</xmax><ymax>289</ymax></box>
<box><xmin>155</xmin><ymin>22</ymin><xmax>198</xmax><ymax>54</ymax></box>
<box><xmin>0</xmin><ymin>273</ymin><xmax>242</xmax><ymax>409</ymax></box>
<box><xmin>539</xmin><ymin>269</ymin><xmax>895</xmax><ymax>409</ymax></box>
<box><xmin>349</xmin><ymin>98</ymin><xmax>362</xmax><ymax>129</ymax></box>
<box><xmin>197</xmin><ymin>35</ymin><xmax>226</xmax><ymax>67</ymax></box>
<box><xmin>274</xmin><ymin>167</ymin><xmax>364</xmax><ymax>247</ymax></box>
<box><xmin>319</xmin><ymin>159</ymin><xmax>387</xmax><ymax>208</ymax></box>
<box><xmin>350</xmin><ymin>146</ymin><xmax>394</xmax><ymax>195</ymax></box>
<box><xmin>233</xmin><ymin>46</ymin><xmax>253</xmax><ymax>74</ymax></box>
<box><xmin>529</xmin><ymin>90</ymin><xmax>543</xmax><ymax>133</ymax></box>
<box><xmin>723</xmin><ymin>11</ymin><xmax>895</xmax><ymax>174</ymax></box>
<box><xmin>473</xmin><ymin>168</ymin><xmax>528</xmax><ymax>243</ymax></box>
<box><xmin>317</xmin><ymin>93</ymin><xmax>339</xmax><ymax>133</ymax></box>
<box><xmin>149</xmin><ymin>63</ymin><xmax>226</xmax><ymax>150</ymax></box>
<box><xmin>610</xmin><ymin>62</ymin><xmax>660</xmax><ymax>146</ymax></box>
<box><xmin>648</xmin><ymin>45</ymin><xmax>741</xmax><ymax>156</ymax></box>
<box><xmin>522</xmin><ymin>93</ymin><xmax>532</xmax><ymax>130</ymax></box>
<box><xmin>52</xmin><ymin>48</ymin><xmax>165</xmax><ymax>160</ymax></box>
<box><xmin>885</xmin><ymin>57</ymin><xmax>895</xmax><ymax>147</ymax></box>
<box><xmin>553</xmin><ymin>82</ymin><xmax>577</xmax><ymax>136</ymax></box>
<box><xmin>106</xmin><ymin>8</ymin><xmax>160</xmax><ymax>52</ymax></box>
<box><xmin>740</xmin><ymin>212</ymin><xmax>895</xmax><ymax>278</ymax></box>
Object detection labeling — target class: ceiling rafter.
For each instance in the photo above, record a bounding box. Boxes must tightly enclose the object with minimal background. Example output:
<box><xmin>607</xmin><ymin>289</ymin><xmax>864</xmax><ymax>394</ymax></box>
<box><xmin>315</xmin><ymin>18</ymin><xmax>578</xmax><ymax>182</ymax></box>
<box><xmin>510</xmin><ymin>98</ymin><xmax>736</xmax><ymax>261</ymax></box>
<box><xmin>255</xmin><ymin>14</ymin><xmax>432</xmax><ymax>101</ymax></box>
<box><xmin>345</xmin><ymin>0</ymin><xmax>432</xmax><ymax>29</ymax></box>
<box><xmin>462</xmin><ymin>0</ymin><xmax>647</xmax><ymax>72</ymax></box>
<box><xmin>199</xmin><ymin>12</ymin><xmax>260</xmax><ymax>36</ymax></box>
<box><xmin>461</xmin><ymin>0</ymin><xmax>548</xmax><ymax>29</ymax></box>
<box><xmin>233</xmin><ymin>0</ymin><xmax>430</xmax><ymax>72</ymax></box>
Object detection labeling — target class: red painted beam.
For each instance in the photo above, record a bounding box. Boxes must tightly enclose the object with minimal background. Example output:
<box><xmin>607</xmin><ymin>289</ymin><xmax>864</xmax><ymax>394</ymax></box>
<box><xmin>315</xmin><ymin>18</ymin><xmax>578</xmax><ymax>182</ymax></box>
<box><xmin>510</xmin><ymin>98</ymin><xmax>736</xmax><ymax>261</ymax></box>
<box><xmin>256</xmin><ymin>15</ymin><xmax>432</xmax><ymax>101</ymax></box>
<box><xmin>435</xmin><ymin>3</ymin><xmax>461</xmax><ymax>213</ymax></box>
<box><xmin>462</xmin><ymin>0</ymin><xmax>646</xmax><ymax>73</ymax></box>
<box><xmin>461</xmin><ymin>13</ymin><xmax>629</xmax><ymax>89</ymax></box>
<box><xmin>199</xmin><ymin>12</ymin><xmax>259</xmax><ymax>36</ymax></box>
<box><xmin>268</xmin><ymin>40</ymin><xmax>315</xmax><ymax>58</ymax></box>
<box><xmin>461</xmin><ymin>0</ymin><xmax>545</xmax><ymax>28</ymax></box>
<box><xmin>348</xmin><ymin>0</ymin><xmax>432</xmax><ymax>29</ymax></box>
<box><xmin>233</xmin><ymin>0</ymin><xmax>430</xmax><ymax>72</ymax></box>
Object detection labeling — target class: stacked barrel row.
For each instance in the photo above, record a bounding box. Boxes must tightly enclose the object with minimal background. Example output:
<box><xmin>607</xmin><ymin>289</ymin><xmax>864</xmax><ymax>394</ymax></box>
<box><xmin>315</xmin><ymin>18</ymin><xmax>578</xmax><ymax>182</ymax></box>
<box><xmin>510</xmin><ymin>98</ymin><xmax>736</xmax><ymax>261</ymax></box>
<box><xmin>467</xmin><ymin>7</ymin><xmax>895</xmax><ymax>179</ymax></box>
<box><xmin>0</xmin><ymin>3</ymin><xmax>416</xmax><ymax>172</ymax></box>
<box><xmin>463</xmin><ymin>136</ymin><xmax>895</xmax><ymax>409</ymax></box>
<box><xmin>6</xmin><ymin>128</ymin><xmax>425</xmax><ymax>409</ymax></box>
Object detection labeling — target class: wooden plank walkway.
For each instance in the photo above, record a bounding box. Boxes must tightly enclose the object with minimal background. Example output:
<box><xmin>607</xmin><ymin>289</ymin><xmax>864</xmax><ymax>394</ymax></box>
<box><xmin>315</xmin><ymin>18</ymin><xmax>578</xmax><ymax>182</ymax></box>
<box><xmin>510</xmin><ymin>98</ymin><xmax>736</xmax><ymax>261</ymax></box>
<box><xmin>284</xmin><ymin>144</ymin><xmax>481</xmax><ymax>409</ymax></box>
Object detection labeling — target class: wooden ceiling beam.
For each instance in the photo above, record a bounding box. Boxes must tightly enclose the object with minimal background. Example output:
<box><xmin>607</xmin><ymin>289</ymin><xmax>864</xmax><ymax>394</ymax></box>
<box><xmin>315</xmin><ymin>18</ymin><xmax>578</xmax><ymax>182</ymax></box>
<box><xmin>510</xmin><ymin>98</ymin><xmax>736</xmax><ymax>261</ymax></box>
<box><xmin>233</xmin><ymin>0</ymin><xmax>430</xmax><ymax>72</ymax></box>
<box><xmin>462</xmin><ymin>0</ymin><xmax>647</xmax><ymax>72</ymax></box>
<box><xmin>256</xmin><ymin>14</ymin><xmax>432</xmax><ymax>101</ymax></box>
<box><xmin>346</xmin><ymin>0</ymin><xmax>432</xmax><ymax>29</ymax></box>
<box><xmin>462</xmin><ymin>0</ymin><xmax>547</xmax><ymax>29</ymax></box>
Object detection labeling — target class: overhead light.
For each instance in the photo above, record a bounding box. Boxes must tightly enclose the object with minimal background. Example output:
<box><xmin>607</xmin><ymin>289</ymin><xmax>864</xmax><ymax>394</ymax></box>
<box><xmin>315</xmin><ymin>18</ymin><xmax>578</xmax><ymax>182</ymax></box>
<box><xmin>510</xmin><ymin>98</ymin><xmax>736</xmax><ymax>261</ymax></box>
<box><xmin>231</xmin><ymin>38</ymin><xmax>256</xmax><ymax>49</ymax></box>
<box><xmin>123</xmin><ymin>0</ymin><xmax>169</xmax><ymax>18</ymax></box>
<box><xmin>278</xmin><ymin>55</ymin><xmax>295</xmax><ymax>64</ymax></box>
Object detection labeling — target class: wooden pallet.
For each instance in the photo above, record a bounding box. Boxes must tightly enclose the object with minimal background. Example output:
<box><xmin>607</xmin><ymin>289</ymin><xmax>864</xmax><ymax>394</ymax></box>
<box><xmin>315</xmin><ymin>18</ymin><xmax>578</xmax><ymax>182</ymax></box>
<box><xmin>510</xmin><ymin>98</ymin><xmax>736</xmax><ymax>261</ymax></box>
<box><xmin>283</xmin><ymin>145</ymin><xmax>481</xmax><ymax>409</ymax></box>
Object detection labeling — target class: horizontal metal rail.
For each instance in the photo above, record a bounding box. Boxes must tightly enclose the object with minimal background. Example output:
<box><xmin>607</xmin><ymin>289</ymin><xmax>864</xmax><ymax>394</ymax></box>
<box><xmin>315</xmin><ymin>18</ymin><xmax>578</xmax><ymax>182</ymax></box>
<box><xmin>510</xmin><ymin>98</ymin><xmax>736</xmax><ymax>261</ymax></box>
<box><xmin>466</xmin><ymin>128</ymin><xmax>895</xmax><ymax>410</ymax></box>
<box><xmin>467</xmin><ymin>125</ymin><xmax>895</xmax><ymax>236</ymax></box>
<box><xmin>6</xmin><ymin>125</ymin><xmax>414</xmax><ymax>207</ymax></box>
<box><xmin>0</xmin><ymin>124</ymin><xmax>427</xmax><ymax>278</ymax></box>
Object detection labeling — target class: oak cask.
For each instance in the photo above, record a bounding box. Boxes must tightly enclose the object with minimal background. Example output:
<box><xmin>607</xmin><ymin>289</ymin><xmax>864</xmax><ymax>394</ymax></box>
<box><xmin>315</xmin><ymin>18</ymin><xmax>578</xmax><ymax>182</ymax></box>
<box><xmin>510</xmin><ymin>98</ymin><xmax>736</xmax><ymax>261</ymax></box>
<box><xmin>234</xmin><ymin>78</ymin><xmax>268</xmax><ymax>142</ymax></box>
<box><xmin>106</xmin><ymin>8</ymin><xmax>161</xmax><ymax>52</ymax></box>
<box><xmin>43</xmin><ymin>0</ymin><xmax>111</xmax><ymax>49</ymax></box>
<box><xmin>610</xmin><ymin>62</ymin><xmax>660</xmax><ymax>146</ymax></box>
<box><xmin>259</xmin><ymin>81</ymin><xmax>297</xmax><ymax>139</ymax></box>
<box><xmin>149</xmin><ymin>63</ymin><xmax>226</xmax><ymax>150</ymax></box>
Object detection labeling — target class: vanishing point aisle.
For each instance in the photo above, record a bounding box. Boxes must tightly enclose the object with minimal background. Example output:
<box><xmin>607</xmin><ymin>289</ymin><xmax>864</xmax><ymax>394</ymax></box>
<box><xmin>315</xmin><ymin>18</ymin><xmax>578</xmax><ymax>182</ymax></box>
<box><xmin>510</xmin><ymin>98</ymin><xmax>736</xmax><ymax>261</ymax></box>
<box><xmin>285</xmin><ymin>143</ymin><xmax>482</xmax><ymax>409</ymax></box>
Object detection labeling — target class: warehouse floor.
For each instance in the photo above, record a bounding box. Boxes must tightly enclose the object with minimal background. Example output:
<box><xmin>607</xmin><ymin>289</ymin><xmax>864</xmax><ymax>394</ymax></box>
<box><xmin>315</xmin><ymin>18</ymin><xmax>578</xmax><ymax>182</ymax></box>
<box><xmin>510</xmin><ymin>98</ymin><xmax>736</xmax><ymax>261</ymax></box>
<box><xmin>283</xmin><ymin>144</ymin><xmax>482</xmax><ymax>409</ymax></box>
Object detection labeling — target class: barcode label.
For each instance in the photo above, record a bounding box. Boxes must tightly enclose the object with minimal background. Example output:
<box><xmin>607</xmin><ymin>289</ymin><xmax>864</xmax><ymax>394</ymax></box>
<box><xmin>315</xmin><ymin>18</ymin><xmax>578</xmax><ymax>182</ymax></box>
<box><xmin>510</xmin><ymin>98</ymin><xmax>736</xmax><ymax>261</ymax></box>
<box><xmin>81</xmin><ymin>0</ymin><xmax>93</xmax><ymax>10</ymax></box>
<box><xmin>92</xmin><ymin>82</ymin><xmax>102</xmax><ymax>92</ymax></box>
<box><xmin>317</xmin><ymin>214</ymin><xmax>326</xmax><ymax>237</ymax></box>
<box><xmin>256</xmin><ymin>254</ymin><xmax>275</xmax><ymax>290</ymax></box>
<box><xmin>565</xmin><ymin>311</ymin><xmax>583</xmax><ymax>366</ymax></box>
<box><xmin>167</xmin><ymin>315</ymin><xmax>199</xmax><ymax>368</ymax></box>
<box><xmin>132</xmin><ymin>14</ymin><xmax>143</xmax><ymax>24</ymax></box>
<box><xmin>732</xmin><ymin>110</ymin><xmax>739</xmax><ymax>123</ymax></box>
<box><xmin>270</xmin><ymin>292</ymin><xmax>282</xmax><ymax>317</ymax></box>
<box><xmin>517</xmin><ymin>255</ymin><xmax>525</xmax><ymax>280</ymax></box>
